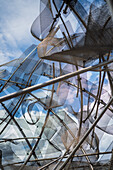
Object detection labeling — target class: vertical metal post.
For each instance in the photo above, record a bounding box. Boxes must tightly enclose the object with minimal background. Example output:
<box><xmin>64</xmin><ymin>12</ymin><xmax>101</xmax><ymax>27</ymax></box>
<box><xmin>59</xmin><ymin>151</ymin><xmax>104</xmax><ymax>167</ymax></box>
<box><xmin>109</xmin><ymin>149</ymin><xmax>113</xmax><ymax>170</ymax></box>
<box><xmin>0</xmin><ymin>150</ymin><xmax>4</xmax><ymax>170</ymax></box>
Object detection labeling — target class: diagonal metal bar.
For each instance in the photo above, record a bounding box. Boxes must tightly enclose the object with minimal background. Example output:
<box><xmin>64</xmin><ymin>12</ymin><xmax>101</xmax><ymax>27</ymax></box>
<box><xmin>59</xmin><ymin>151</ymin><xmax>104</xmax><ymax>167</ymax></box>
<box><xmin>59</xmin><ymin>96</ymin><xmax>113</xmax><ymax>169</ymax></box>
<box><xmin>81</xmin><ymin>148</ymin><xmax>94</xmax><ymax>170</ymax></box>
<box><xmin>0</xmin><ymin>96</ymin><xmax>25</xmax><ymax>135</ymax></box>
<box><xmin>1</xmin><ymin>101</ymin><xmax>39</xmax><ymax>163</ymax></box>
<box><xmin>52</xmin><ymin>0</ymin><xmax>73</xmax><ymax>47</ymax></box>
<box><xmin>109</xmin><ymin>149</ymin><xmax>113</xmax><ymax>170</ymax></box>
<box><xmin>107</xmin><ymin>0</ymin><xmax>113</xmax><ymax>20</ymax></box>
<box><xmin>64</xmin><ymin>0</ymin><xmax>87</xmax><ymax>28</ymax></box>
<box><xmin>49</xmin><ymin>1</ymin><xmax>65</xmax><ymax>32</ymax></box>
<box><xmin>0</xmin><ymin>137</ymin><xmax>40</xmax><ymax>143</ymax></box>
<box><xmin>0</xmin><ymin>58</ymin><xmax>113</xmax><ymax>102</ymax></box>
<box><xmin>3</xmin><ymin>151</ymin><xmax>113</xmax><ymax>167</ymax></box>
<box><xmin>19</xmin><ymin>63</ymin><xmax>56</xmax><ymax>170</ymax></box>
<box><xmin>0</xmin><ymin>46</ymin><xmax>37</xmax><ymax>92</ymax></box>
<box><xmin>16</xmin><ymin>86</ymin><xmax>78</xmax><ymax>170</ymax></box>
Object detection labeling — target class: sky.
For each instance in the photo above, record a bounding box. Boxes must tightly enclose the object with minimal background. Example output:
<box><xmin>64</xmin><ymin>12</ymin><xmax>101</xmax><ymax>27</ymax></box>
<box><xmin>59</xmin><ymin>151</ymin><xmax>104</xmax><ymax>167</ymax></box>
<box><xmin>0</xmin><ymin>0</ymin><xmax>40</xmax><ymax>64</ymax></box>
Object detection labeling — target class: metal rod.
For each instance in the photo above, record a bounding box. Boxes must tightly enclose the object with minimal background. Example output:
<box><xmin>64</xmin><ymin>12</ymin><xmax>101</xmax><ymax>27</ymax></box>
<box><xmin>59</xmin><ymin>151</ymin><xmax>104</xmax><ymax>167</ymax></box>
<box><xmin>0</xmin><ymin>46</ymin><xmax>37</xmax><ymax>92</ymax></box>
<box><xmin>1</xmin><ymin>102</ymin><xmax>39</xmax><ymax>163</ymax></box>
<box><xmin>44</xmin><ymin>75</ymin><xmax>113</xmax><ymax>113</ymax></box>
<box><xmin>90</xmin><ymin>57</ymin><xmax>103</xmax><ymax>147</ymax></box>
<box><xmin>19</xmin><ymin>110</ymin><xmax>50</xmax><ymax>170</ymax></box>
<box><xmin>38</xmin><ymin>157</ymin><xmax>61</xmax><ymax>170</ymax></box>
<box><xmin>0</xmin><ymin>58</ymin><xmax>113</xmax><ymax>103</ymax></box>
<box><xmin>0</xmin><ymin>137</ymin><xmax>40</xmax><ymax>143</ymax></box>
<box><xmin>81</xmin><ymin>148</ymin><xmax>93</xmax><ymax>170</ymax></box>
<box><xmin>109</xmin><ymin>149</ymin><xmax>113</xmax><ymax>170</ymax></box>
<box><xmin>0</xmin><ymin>150</ymin><xmax>4</xmax><ymax>170</ymax></box>
<box><xmin>3</xmin><ymin>151</ymin><xmax>113</xmax><ymax>167</ymax></box>
<box><xmin>107</xmin><ymin>0</ymin><xmax>113</xmax><ymax>20</ymax></box>
<box><xmin>19</xmin><ymin>63</ymin><xmax>56</xmax><ymax>170</ymax></box>
<box><xmin>0</xmin><ymin>78</ymin><xmax>26</xmax><ymax>86</ymax></box>
<box><xmin>0</xmin><ymin>96</ymin><xmax>24</xmax><ymax>135</ymax></box>
<box><xmin>59</xmin><ymin>96</ymin><xmax>113</xmax><ymax>169</ymax></box>
<box><xmin>49</xmin><ymin>1</ymin><xmax>65</xmax><ymax>32</ymax></box>
<box><xmin>52</xmin><ymin>0</ymin><xmax>73</xmax><ymax>47</ymax></box>
<box><xmin>64</xmin><ymin>0</ymin><xmax>87</xmax><ymax>28</ymax></box>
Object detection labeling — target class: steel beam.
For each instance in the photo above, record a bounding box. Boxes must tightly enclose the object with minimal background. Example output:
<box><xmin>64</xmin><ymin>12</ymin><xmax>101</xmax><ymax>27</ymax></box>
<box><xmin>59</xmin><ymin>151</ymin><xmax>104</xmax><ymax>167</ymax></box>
<box><xmin>0</xmin><ymin>58</ymin><xmax>113</xmax><ymax>102</ymax></box>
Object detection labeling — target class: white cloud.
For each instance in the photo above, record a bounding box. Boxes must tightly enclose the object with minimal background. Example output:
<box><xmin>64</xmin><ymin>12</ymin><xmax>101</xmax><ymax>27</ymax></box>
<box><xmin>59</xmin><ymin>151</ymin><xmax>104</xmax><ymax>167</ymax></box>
<box><xmin>0</xmin><ymin>0</ymin><xmax>40</xmax><ymax>64</ymax></box>
<box><xmin>87</xmin><ymin>71</ymin><xmax>93</xmax><ymax>80</ymax></box>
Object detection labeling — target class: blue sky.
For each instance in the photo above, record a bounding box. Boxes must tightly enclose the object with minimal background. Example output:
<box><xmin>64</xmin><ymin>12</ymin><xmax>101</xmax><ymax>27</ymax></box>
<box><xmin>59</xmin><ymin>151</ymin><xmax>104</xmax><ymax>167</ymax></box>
<box><xmin>0</xmin><ymin>0</ymin><xmax>40</xmax><ymax>64</ymax></box>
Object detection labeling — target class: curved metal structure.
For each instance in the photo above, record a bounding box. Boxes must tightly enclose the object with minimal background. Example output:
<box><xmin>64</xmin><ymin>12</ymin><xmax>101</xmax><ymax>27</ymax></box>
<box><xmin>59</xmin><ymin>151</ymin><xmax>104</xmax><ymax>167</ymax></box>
<box><xmin>0</xmin><ymin>0</ymin><xmax>113</xmax><ymax>169</ymax></box>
